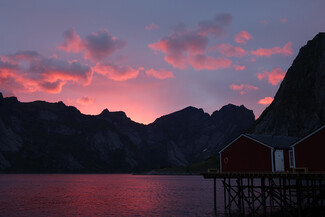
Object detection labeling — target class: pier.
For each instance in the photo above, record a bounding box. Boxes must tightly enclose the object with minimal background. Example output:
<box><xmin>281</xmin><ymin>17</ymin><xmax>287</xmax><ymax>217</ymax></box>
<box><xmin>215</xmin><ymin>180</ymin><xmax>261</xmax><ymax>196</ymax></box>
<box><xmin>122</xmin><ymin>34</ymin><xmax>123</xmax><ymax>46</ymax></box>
<box><xmin>202</xmin><ymin>172</ymin><xmax>325</xmax><ymax>216</ymax></box>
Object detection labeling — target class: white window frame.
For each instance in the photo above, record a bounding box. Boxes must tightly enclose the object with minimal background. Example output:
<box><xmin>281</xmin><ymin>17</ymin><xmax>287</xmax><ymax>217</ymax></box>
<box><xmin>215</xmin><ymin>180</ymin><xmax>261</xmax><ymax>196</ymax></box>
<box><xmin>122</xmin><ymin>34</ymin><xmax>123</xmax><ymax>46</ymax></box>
<box><xmin>289</xmin><ymin>150</ymin><xmax>295</xmax><ymax>168</ymax></box>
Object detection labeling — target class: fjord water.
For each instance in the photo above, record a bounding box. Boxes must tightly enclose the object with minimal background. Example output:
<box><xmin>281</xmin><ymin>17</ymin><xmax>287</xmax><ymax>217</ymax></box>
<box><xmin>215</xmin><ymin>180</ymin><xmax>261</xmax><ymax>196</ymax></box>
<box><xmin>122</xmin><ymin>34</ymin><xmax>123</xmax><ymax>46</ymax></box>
<box><xmin>0</xmin><ymin>174</ymin><xmax>225</xmax><ymax>216</ymax></box>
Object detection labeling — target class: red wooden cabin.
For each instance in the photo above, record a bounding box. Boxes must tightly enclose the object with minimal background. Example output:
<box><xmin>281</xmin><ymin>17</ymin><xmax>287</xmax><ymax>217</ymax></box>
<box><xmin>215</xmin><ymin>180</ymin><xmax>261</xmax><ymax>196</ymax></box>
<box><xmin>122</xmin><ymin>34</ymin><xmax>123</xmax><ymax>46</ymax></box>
<box><xmin>291</xmin><ymin>125</ymin><xmax>325</xmax><ymax>172</ymax></box>
<box><xmin>219</xmin><ymin>134</ymin><xmax>297</xmax><ymax>173</ymax></box>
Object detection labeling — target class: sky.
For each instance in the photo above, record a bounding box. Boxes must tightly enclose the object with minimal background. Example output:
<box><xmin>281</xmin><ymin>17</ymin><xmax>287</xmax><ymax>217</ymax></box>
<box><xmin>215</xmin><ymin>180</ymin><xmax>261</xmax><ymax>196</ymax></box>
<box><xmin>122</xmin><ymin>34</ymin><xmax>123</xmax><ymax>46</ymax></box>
<box><xmin>1</xmin><ymin>0</ymin><xmax>325</xmax><ymax>124</ymax></box>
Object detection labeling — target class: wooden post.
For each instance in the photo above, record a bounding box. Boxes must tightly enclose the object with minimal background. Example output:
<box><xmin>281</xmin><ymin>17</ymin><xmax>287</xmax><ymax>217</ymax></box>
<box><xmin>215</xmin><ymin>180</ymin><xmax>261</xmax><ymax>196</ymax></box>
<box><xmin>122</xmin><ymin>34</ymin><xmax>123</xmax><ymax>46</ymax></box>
<box><xmin>306</xmin><ymin>179</ymin><xmax>310</xmax><ymax>207</ymax></box>
<box><xmin>214</xmin><ymin>177</ymin><xmax>217</xmax><ymax>213</ymax></box>
<box><xmin>297</xmin><ymin>179</ymin><xmax>302</xmax><ymax>217</ymax></box>
<box><xmin>283</xmin><ymin>177</ymin><xmax>287</xmax><ymax>217</ymax></box>
<box><xmin>279</xmin><ymin>177</ymin><xmax>283</xmax><ymax>215</ymax></box>
<box><xmin>223</xmin><ymin>178</ymin><xmax>226</xmax><ymax>209</ymax></box>
<box><xmin>228</xmin><ymin>178</ymin><xmax>231</xmax><ymax>213</ymax></box>
<box><xmin>289</xmin><ymin>178</ymin><xmax>292</xmax><ymax>205</ymax></box>
<box><xmin>241</xmin><ymin>178</ymin><xmax>245</xmax><ymax>216</ymax></box>
<box><xmin>237</xmin><ymin>178</ymin><xmax>242</xmax><ymax>213</ymax></box>
<box><xmin>247</xmin><ymin>178</ymin><xmax>251</xmax><ymax>208</ymax></box>
<box><xmin>261</xmin><ymin>177</ymin><xmax>267</xmax><ymax>216</ymax></box>
<box><xmin>251</xmin><ymin>178</ymin><xmax>255</xmax><ymax>215</ymax></box>
<box><xmin>269</xmin><ymin>177</ymin><xmax>273</xmax><ymax>215</ymax></box>
<box><xmin>319</xmin><ymin>180</ymin><xmax>324</xmax><ymax>214</ymax></box>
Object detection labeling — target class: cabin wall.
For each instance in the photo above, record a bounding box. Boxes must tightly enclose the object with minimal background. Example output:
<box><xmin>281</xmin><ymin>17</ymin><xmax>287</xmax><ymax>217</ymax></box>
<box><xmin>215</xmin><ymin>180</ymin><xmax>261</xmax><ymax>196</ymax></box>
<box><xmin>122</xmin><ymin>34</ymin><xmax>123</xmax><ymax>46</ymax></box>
<box><xmin>221</xmin><ymin>136</ymin><xmax>272</xmax><ymax>172</ymax></box>
<box><xmin>294</xmin><ymin>128</ymin><xmax>325</xmax><ymax>172</ymax></box>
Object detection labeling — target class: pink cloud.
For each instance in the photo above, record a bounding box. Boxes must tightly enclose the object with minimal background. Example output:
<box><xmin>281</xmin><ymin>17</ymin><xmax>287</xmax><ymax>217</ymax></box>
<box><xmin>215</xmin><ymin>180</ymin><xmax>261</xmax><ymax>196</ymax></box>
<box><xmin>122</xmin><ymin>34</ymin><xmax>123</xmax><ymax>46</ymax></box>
<box><xmin>0</xmin><ymin>68</ymin><xmax>66</xmax><ymax>94</ymax></box>
<box><xmin>145</xmin><ymin>68</ymin><xmax>174</xmax><ymax>79</ymax></box>
<box><xmin>93</xmin><ymin>62</ymin><xmax>140</xmax><ymax>81</ymax></box>
<box><xmin>145</xmin><ymin>23</ymin><xmax>159</xmax><ymax>31</ymax></box>
<box><xmin>58</xmin><ymin>28</ymin><xmax>82</xmax><ymax>53</ymax></box>
<box><xmin>188</xmin><ymin>54</ymin><xmax>232</xmax><ymax>70</ymax></box>
<box><xmin>0</xmin><ymin>51</ymin><xmax>92</xmax><ymax>94</ymax></box>
<box><xmin>39</xmin><ymin>80</ymin><xmax>67</xmax><ymax>93</ymax></box>
<box><xmin>148</xmin><ymin>31</ymin><xmax>208</xmax><ymax>69</ymax></box>
<box><xmin>0</xmin><ymin>58</ymin><xmax>19</xmax><ymax>71</ymax></box>
<box><xmin>257</xmin><ymin>67</ymin><xmax>286</xmax><ymax>85</ymax></box>
<box><xmin>258</xmin><ymin>97</ymin><xmax>274</xmax><ymax>105</ymax></box>
<box><xmin>0</xmin><ymin>64</ymin><xmax>32</xmax><ymax>92</ymax></box>
<box><xmin>229</xmin><ymin>83</ymin><xmax>259</xmax><ymax>95</ymax></box>
<box><xmin>59</xmin><ymin>29</ymin><xmax>126</xmax><ymax>61</ymax></box>
<box><xmin>149</xmin><ymin>14</ymin><xmax>232</xmax><ymax>70</ymax></box>
<box><xmin>234</xmin><ymin>30</ymin><xmax>252</xmax><ymax>44</ymax></box>
<box><xmin>233</xmin><ymin>64</ymin><xmax>246</xmax><ymax>71</ymax></box>
<box><xmin>77</xmin><ymin>96</ymin><xmax>95</xmax><ymax>105</ymax></box>
<box><xmin>281</xmin><ymin>18</ymin><xmax>288</xmax><ymax>23</ymax></box>
<box><xmin>210</xmin><ymin>43</ymin><xmax>247</xmax><ymax>57</ymax></box>
<box><xmin>251</xmin><ymin>42</ymin><xmax>293</xmax><ymax>57</ymax></box>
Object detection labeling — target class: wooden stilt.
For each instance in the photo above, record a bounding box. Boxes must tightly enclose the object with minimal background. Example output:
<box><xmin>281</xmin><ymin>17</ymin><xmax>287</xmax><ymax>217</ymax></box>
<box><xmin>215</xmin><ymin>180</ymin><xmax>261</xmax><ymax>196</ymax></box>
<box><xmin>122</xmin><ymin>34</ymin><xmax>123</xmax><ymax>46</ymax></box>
<box><xmin>202</xmin><ymin>172</ymin><xmax>325</xmax><ymax>216</ymax></box>
<box><xmin>223</xmin><ymin>178</ymin><xmax>226</xmax><ymax>210</ymax></box>
<box><xmin>214</xmin><ymin>178</ymin><xmax>217</xmax><ymax>213</ymax></box>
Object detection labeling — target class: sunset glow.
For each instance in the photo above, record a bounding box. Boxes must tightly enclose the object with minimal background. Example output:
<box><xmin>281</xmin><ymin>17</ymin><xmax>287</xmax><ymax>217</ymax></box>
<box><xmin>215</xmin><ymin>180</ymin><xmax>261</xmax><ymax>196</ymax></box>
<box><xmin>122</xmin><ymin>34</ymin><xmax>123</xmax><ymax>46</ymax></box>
<box><xmin>1</xmin><ymin>1</ymin><xmax>325</xmax><ymax>124</ymax></box>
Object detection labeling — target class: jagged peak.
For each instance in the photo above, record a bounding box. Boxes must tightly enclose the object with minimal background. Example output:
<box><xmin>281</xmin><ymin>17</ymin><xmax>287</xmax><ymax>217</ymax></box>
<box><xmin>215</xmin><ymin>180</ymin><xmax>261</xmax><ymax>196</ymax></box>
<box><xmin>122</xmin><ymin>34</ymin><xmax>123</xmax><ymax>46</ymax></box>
<box><xmin>150</xmin><ymin>106</ymin><xmax>207</xmax><ymax>126</ymax></box>
<box><xmin>220</xmin><ymin>103</ymin><xmax>244</xmax><ymax>110</ymax></box>
<box><xmin>4</xmin><ymin>96</ymin><xmax>18</xmax><ymax>103</ymax></box>
<box><xmin>161</xmin><ymin>106</ymin><xmax>204</xmax><ymax>118</ymax></box>
<box><xmin>180</xmin><ymin>106</ymin><xmax>204</xmax><ymax>113</ymax></box>
<box><xmin>99</xmin><ymin>108</ymin><xmax>110</xmax><ymax>115</ymax></box>
<box><xmin>314</xmin><ymin>32</ymin><xmax>325</xmax><ymax>39</ymax></box>
<box><xmin>98</xmin><ymin>108</ymin><xmax>129</xmax><ymax>122</ymax></box>
<box><xmin>58</xmin><ymin>101</ymin><xmax>65</xmax><ymax>106</ymax></box>
<box><xmin>27</xmin><ymin>100</ymin><xmax>67</xmax><ymax>109</ymax></box>
<box><xmin>212</xmin><ymin>104</ymin><xmax>253</xmax><ymax>116</ymax></box>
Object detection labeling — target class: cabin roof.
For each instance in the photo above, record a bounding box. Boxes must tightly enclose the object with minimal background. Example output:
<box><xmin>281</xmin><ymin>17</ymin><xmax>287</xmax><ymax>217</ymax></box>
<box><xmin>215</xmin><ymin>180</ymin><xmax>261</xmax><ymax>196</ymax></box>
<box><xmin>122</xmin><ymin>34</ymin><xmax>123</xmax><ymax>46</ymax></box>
<box><xmin>219</xmin><ymin>133</ymin><xmax>298</xmax><ymax>153</ymax></box>
<box><xmin>246</xmin><ymin>134</ymin><xmax>298</xmax><ymax>149</ymax></box>
<box><xmin>291</xmin><ymin>125</ymin><xmax>325</xmax><ymax>147</ymax></box>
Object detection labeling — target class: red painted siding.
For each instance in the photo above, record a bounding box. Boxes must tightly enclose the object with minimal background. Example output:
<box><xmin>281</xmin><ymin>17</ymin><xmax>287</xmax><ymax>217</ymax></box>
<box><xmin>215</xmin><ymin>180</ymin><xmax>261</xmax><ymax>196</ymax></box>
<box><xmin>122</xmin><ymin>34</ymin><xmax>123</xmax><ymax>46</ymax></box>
<box><xmin>294</xmin><ymin>127</ymin><xmax>325</xmax><ymax>172</ymax></box>
<box><xmin>221</xmin><ymin>136</ymin><xmax>272</xmax><ymax>172</ymax></box>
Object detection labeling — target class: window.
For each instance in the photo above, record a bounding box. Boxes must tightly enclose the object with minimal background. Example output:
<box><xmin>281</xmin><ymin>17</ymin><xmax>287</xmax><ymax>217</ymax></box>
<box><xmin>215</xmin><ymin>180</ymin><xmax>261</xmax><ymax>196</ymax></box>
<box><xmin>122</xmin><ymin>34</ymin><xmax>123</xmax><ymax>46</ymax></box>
<box><xmin>289</xmin><ymin>150</ymin><xmax>294</xmax><ymax>168</ymax></box>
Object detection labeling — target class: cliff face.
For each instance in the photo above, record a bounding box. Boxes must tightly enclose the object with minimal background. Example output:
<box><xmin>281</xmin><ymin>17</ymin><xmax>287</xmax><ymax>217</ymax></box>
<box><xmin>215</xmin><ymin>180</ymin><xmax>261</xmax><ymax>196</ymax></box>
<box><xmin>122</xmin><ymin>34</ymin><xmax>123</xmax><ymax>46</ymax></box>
<box><xmin>146</xmin><ymin>105</ymin><xmax>254</xmax><ymax>168</ymax></box>
<box><xmin>249</xmin><ymin>33</ymin><xmax>325</xmax><ymax>137</ymax></box>
<box><xmin>0</xmin><ymin>97</ymin><xmax>145</xmax><ymax>172</ymax></box>
<box><xmin>0</xmin><ymin>95</ymin><xmax>254</xmax><ymax>172</ymax></box>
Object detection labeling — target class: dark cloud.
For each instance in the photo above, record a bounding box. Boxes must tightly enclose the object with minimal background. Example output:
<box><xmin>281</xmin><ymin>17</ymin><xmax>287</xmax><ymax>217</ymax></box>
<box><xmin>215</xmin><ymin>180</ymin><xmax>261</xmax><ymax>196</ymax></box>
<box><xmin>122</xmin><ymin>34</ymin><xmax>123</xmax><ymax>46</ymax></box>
<box><xmin>198</xmin><ymin>13</ymin><xmax>232</xmax><ymax>37</ymax></box>
<box><xmin>149</xmin><ymin>14</ymin><xmax>233</xmax><ymax>70</ymax></box>
<box><xmin>59</xmin><ymin>29</ymin><xmax>126</xmax><ymax>61</ymax></box>
<box><xmin>39</xmin><ymin>80</ymin><xmax>66</xmax><ymax>93</ymax></box>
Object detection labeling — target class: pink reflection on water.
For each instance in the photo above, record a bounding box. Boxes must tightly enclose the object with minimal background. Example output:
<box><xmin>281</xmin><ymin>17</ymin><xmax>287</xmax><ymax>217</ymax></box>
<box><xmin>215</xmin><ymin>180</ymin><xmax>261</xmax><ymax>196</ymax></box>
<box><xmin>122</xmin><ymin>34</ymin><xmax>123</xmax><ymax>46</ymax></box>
<box><xmin>0</xmin><ymin>174</ymin><xmax>222</xmax><ymax>216</ymax></box>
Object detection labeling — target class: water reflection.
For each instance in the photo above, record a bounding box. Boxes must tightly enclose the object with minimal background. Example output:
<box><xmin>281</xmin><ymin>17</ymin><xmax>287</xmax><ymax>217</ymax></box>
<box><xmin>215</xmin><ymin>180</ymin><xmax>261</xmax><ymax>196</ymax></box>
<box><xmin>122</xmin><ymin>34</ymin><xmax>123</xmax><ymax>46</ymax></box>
<box><xmin>0</xmin><ymin>174</ymin><xmax>225</xmax><ymax>216</ymax></box>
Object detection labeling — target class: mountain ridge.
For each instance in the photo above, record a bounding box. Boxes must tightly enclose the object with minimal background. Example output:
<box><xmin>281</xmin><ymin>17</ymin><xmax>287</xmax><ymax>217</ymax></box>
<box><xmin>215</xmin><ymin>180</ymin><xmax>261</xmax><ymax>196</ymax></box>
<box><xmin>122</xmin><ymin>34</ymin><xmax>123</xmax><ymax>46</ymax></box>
<box><xmin>248</xmin><ymin>32</ymin><xmax>325</xmax><ymax>136</ymax></box>
<box><xmin>0</xmin><ymin>94</ymin><xmax>254</xmax><ymax>172</ymax></box>
<box><xmin>4</xmin><ymin>31</ymin><xmax>324</xmax><ymax>173</ymax></box>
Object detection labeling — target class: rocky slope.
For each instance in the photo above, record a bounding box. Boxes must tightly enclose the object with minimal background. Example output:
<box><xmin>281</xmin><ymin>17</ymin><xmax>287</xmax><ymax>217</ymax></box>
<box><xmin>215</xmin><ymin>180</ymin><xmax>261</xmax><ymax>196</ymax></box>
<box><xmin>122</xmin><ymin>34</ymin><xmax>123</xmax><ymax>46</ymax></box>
<box><xmin>147</xmin><ymin>104</ymin><xmax>254</xmax><ymax>167</ymax></box>
<box><xmin>0</xmin><ymin>93</ymin><xmax>254</xmax><ymax>172</ymax></box>
<box><xmin>249</xmin><ymin>33</ymin><xmax>325</xmax><ymax>137</ymax></box>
